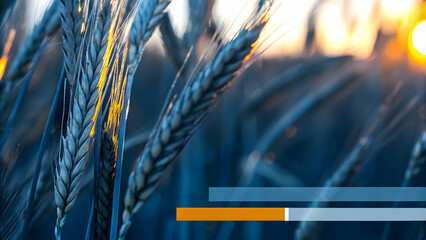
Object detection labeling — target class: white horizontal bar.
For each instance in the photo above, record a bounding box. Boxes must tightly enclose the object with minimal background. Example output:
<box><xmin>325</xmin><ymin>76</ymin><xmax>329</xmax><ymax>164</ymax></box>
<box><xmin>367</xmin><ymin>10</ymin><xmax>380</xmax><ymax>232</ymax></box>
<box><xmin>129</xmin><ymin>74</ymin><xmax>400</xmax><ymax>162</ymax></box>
<box><xmin>288</xmin><ymin>208</ymin><xmax>426</xmax><ymax>221</ymax></box>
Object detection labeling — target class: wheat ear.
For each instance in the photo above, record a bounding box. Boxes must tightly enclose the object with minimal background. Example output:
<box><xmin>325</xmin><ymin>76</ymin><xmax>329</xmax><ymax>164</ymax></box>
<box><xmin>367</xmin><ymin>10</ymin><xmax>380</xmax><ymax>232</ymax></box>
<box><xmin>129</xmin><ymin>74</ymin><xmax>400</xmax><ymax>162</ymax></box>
<box><xmin>6</xmin><ymin>1</ymin><xmax>60</xmax><ymax>82</ymax></box>
<box><xmin>185</xmin><ymin>0</ymin><xmax>214</xmax><ymax>46</ymax></box>
<box><xmin>159</xmin><ymin>13</ymin><xmax>186</xmax><ymax>71</ymax></box>
<box><xmin>118</xmin><ymin>20</ymin><xmax>267</xmax><ymax>239</ymax></box>
<box><xmin>94</xmin><ymin>132</ymin><xmax>116</xmax><ymax>239</ymax></box>
<box><xmin>128</xmin><ymin>0</ymin><xmax>170</xmax><ymax>72</ymax></box>
<box><xmin>89</xmin><ymin>1</ymin><xmax>172</xmax><ymax>236</ymax></box>
<box><xmin>59</xmin><ymin>0</ymin><xmax>83</xmax><ymax>86</ymax></box>
<box><xmin>54</xmin><ymin>0</ymin><xmax>112</xmax><ymax>238</ymax></box>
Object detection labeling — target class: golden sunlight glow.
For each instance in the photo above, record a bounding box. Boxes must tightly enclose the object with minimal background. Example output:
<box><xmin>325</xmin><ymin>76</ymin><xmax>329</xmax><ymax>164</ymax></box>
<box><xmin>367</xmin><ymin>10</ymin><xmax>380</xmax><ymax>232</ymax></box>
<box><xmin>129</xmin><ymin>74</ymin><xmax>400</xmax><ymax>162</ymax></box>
<box><xmin>0</xmin><ymin>30</ymin><xmax>16</xmax><ymax>81</ymax></box>
<box><xmin>259</xmin><ymin>0</ymin><xmax>314</xmax><ymax>57</ymax></box>
<box><xmin>316</xmin><ymin>0</ymin><xmax>380</xmax><ymax>58</ymax></box>
<box><xmin>212</xmin><ymin>0</ymin><xmax>315</xmax><ymax>57</ymax></box>
<box><xmin>315</xmin><ymin>1</ymin><xmax>347</xmax><ymax>56</ymax></box>
<box><xmin>212</xmin><ymin>0</ymin><xmax>257</xmax><ymax>39</ymax></box>
<box><xmin>149</xmin><ymin>0</ymin><xmax>424</xmax><ymax>60</ymax></box>
<box><xmin>382</xmin><ymin>0</ymin><xmax>417</xmax><ymax>20</ymax></box>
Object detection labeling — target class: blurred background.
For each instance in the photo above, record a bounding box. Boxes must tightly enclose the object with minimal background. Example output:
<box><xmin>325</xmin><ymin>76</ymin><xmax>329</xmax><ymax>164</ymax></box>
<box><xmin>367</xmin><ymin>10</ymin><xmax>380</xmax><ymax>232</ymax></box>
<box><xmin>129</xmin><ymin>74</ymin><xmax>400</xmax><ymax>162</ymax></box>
<box><xmin>0</xmin><ymin>0</ymin><xmax>425</xmax><ymax>239</ymax></box>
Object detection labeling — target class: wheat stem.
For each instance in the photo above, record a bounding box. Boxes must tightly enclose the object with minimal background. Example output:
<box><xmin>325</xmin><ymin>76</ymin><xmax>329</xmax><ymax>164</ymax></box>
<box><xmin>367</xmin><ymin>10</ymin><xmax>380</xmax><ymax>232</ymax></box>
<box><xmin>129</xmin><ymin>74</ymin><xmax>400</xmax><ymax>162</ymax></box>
<box><xmin>255</xmin><ymin>71</ymin><xmax>361</xmax><ymax>154</ymax></box>
<box><xmin>20</xmin><ymin>64</ymin><xmax>65</xmax><ymax>239</ymax></box>
<box><xmin>124</xmin><ymin>129</ymin><xmax>150</xmax><ymax>151</ymax></box>
<box><xmin>419</xmin><ymin>224</ymin><xmax>426</xmax><ymax>240</ymax></box>
<box><xmin>381</xmin><ymin>131</ymin><xmax>426</xmax><ymax>240</ymax></box>
<box><xmin>0</xmin><ymin>43</ymin><xmax>47</xmax><ymax>153</ymax></box>
<box><xmin>240</xmin><ymin>56</ymin><xmax>351</xmax><ymax>118</ymax></box>
<box><xmin>403</xmin><ymin>132</ymin><xmax>426</xmax><ymax>183</ymax></box>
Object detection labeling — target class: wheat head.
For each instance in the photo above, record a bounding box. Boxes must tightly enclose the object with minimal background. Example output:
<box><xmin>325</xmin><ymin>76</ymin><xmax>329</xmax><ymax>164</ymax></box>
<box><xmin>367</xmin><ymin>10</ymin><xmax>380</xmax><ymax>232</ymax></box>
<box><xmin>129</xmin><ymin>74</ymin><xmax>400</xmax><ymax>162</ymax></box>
<box><xmin>93</xmin><ymin>132</ymin><xmax>116</xmax><ymax>240</ymax></box>
<box><xmin>118</xmin><ymin>18</ymin><xmax>267</xmax><ymax>239</ymax></box>
<box><xmin>54</xmin><ymin>0</ymin><xmax>113</xmax><ymax>238</ymax></box>
<box><xmin>128</xmin><ymin>0</ymin><xmax>170</xmax><ymax>72</ymax></box>
<box><xmin>59</xmin><ymin>0</ymin><xmax>84</xmax><ymax>86</ymax></box>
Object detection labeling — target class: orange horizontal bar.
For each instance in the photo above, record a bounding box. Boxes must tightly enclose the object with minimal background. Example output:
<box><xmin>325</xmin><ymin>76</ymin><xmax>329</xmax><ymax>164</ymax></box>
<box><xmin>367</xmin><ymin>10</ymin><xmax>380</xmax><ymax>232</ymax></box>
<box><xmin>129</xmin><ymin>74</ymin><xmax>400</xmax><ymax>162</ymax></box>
<box><xmin>176</xmin><ymin>208</ymin><xmax>285</xmax><ymax>221</ymax></box>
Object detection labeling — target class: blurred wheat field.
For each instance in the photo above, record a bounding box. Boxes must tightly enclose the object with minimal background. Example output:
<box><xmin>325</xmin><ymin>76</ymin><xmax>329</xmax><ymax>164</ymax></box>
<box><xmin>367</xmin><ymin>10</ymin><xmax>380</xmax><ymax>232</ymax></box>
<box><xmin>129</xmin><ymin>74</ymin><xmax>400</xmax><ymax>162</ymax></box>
<box><xmin>0</xmin><ymin>0</ymin><xmax>425</xmax><ymax>239</ymax></box>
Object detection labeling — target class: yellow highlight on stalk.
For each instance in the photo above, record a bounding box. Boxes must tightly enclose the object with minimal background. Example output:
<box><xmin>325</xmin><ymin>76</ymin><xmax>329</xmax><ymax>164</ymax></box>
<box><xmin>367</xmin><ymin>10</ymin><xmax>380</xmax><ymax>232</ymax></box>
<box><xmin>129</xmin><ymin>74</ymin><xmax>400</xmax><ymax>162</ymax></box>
<box><xmin>0</xmin><ymin>29</ymin><xmax>16</xmax><ymax>81</ymax></box>
<box><xmin>90</xmin><ymin>10</ymin><xmax>118</xmax><ymax>136</ymax></box>
<box><xmin>0</xmin><ymin>57</ymin><xmax>8</xmax><ymax>81</ymax></box>
<box><xmin>243</xmin><ymin>41</ymin><xmax>259</xmax><ymax>63</ymax></box>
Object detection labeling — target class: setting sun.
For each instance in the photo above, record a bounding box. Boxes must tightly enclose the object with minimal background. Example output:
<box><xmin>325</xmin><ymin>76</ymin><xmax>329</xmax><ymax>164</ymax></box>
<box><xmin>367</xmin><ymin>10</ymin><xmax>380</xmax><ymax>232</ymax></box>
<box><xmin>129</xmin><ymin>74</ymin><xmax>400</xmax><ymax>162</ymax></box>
<box><xmin>408</xmin><ymin>20</ymin><xmax>426</xmax><ymax>64</ymax></box>
<box><xmin>411</xmin><ymin>21</ymin><xmax>426</xmax><ymax>54</ymax></box>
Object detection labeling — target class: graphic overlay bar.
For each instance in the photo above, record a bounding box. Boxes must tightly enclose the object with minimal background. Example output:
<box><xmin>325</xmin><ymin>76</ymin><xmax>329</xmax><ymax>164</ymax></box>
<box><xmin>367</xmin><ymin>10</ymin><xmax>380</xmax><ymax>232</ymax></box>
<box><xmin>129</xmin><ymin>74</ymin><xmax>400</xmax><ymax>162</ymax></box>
<box><xmin>209</xmin><ymin>187</ymin><xmax>426</xmax><ymax>202</ymax></box>
<box><xmin>176</xmin><ymin>208</ymin><xmax>287</xmax><ymax>221</ymax></box>
<box><xmin>176</xmin><ymin>208</ymin><xmax>426</xmax><ymax>221</ymax></box>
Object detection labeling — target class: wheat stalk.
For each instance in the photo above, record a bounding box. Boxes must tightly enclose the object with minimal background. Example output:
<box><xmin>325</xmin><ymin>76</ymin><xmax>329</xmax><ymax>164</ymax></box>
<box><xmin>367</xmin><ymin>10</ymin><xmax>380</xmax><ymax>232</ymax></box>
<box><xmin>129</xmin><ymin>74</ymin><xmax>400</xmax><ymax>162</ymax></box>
<box><xmin>28</xmin><ymin>160</ymin><xmax>55</xmax><ymax>230</ymax></box>
<box><xmin>255</xmin><ymin>70</ymin><xmax>361</xmax><ymax>154</ymax></box>
<box><xmin>32</xmin><ymin>160</ymin><xmax>53</xmax><ymax>217</ymax></box>
<box><xmin>403</xmin><ymin>132</ymin><xmax>426</xmax><ymax>182</ymax></box>
<box><xmin>118</xmin><ymin>18</ymin><xmax>267</xmax><ymax>239</ymax></box>
<box><xmin>240</xmin><ymin>56</ymin><xmax>352</xmax><ymax>117</ymax></box>
<box><xmin>381</xmin><ymin>131</ymin><xmax>426</xmax><ymax>240</ymax></box>
<box><xmin>420</xmin><ymin>224</ymin><xmax>426</xmax><ymax>240</ymax></box>
<box><xmin>54</xmin><ymin>0</ymin><xmax>113</xmax><ymax>238</ymax></box>
<box><xmin>59</xmin><ymin>0</ymin><xmax>84</xmax><ymax>86</ymax></box>
<box><xmin>6</xmin><ymin>1</ymin><xmax>60</xmax><ymax>82</ymax></box>
<box><xmin>294</xmin><ymin>83</ymin><xmax>402</xmax><ymax>240</ymax></box>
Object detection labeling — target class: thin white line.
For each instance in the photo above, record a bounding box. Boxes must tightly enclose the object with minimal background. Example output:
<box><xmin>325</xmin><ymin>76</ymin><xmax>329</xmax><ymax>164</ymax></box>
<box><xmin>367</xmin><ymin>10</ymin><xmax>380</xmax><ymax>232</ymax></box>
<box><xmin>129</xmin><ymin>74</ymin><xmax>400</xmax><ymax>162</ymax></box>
<box><xmin>285</xmin><ymin>208</ymin><xmax>289</xmax><ymax>221</ymax></box>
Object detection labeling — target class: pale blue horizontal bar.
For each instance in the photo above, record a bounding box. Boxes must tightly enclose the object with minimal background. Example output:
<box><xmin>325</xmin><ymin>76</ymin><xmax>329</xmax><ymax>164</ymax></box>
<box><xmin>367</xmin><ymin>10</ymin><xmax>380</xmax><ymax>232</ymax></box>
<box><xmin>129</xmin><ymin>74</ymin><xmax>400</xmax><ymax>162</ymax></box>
<box><xmin>288</xmin><ymin>208</ymin><xmax>426</xmax><ymax>221</ymax></box>
<box><xmin>209</xmin><ymin>187</ymin><xmax>426</xmax><ymax>202</ymax></box>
